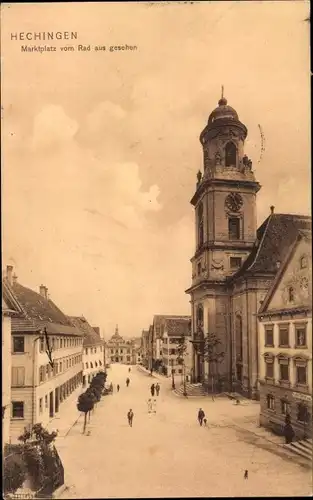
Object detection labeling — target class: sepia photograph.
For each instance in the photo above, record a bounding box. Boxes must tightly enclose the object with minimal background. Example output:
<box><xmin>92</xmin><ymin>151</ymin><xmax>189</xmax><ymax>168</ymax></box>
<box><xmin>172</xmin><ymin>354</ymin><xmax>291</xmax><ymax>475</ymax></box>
<box><xmin>1</xmin><ymin>1</ymin><xmax>311</xmax><ymax>498</ymax></box>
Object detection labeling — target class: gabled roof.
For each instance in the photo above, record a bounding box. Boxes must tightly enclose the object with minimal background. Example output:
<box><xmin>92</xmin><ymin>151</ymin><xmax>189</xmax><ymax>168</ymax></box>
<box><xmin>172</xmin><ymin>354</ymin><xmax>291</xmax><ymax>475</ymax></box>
<box><xmin>258</xmin><ymin>230</ymin><xmax>312</xmax><ymax>315</ymax></box>
<box><xmin>68</xmin><ymin>316</ymin><xmax>103</xmax><ymax>346</ymax></box>
<box><xmin>153</xmin><ymin>314</ymin><xmax>191</xmax><ymax>339</ymax></box>
<box><xmin>9</xmin><ymin>281</ymin><xmax>81</xmax><ymax>336</ymax></box>
<box><xmin>229</xmin><ymin>213</ymin><xmax>311</xmax><ymax>281</ymax></box>
<box><xmin>164</xmin><ymin>317</ymin><xmax>191</xmax><ymax>337</ymax></box>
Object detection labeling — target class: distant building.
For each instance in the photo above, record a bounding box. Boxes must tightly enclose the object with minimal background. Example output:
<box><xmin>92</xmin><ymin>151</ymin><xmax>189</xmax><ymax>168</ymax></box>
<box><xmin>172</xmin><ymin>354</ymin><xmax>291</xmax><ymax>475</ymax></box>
<box><xmin>258</xmin><ymin>230</ymin><xmax>312</xmax><ymax>439</ymax></box>
<box><xmin>2</xmin><ymin>268</ymin><xmax>24</xmax><ymax>447</ymax></box>
<box><xmin>162</xmin><ymin>317</ymin><xmax>192</xmax><ymax>378</ymax></box>
<box><xmin>4</xmin><ymin>266</ymin><xmax>84</xmax><ymax>442</ymax></box>
<box><xmin>105</xmin><ymin>325</ymin><xmax>136</xmax><ymax>365</ymax></box>
<box><xmin>141</xmin><ymin>330</ymin><xmax>149</xmax><ymax>368</ymax></box>
<box><xmin>68</xmin><ymin>316</ymin><xmax>105</xmax><ymax>387</ymax></box>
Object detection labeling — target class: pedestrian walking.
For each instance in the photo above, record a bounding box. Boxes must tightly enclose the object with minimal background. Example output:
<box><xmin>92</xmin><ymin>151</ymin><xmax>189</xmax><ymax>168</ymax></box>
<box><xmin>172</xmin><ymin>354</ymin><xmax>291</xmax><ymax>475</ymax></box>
<box><xmin>155</xmin><ymin>383</ymin><xmax>160</xmax><ymax>396</ymax></box>
<box><xmin>110</xmin><ymin>382</ymin><xmax>113</xmax><ymax>394</ymax></box>
<box><xmin>283</xmin><ymin>421</ymin><xmax>295</xmax><ymax>444</ymax></box>
<box><xmin>129</xmin><ymin>367</ymin><xmax>131</xmax><ymax>373</ymax></box>
<box><xmin>152</xmin><ymin>399</ymin><xmax>157</xmax><ymax>413</ymax></box>
<box><xmin>244</xmin><ymin>470</ymin><xmax>248</xmax><ymax>480</ymax></box>
<box><xmin>127</xmin><ymin>409</ymin><xmax>134</xmax><ymax>427</ymax></box>
<box><xmin>147</xmin><ymin>398</ymin><xmax>152</xmax><ymax>413</ymax></box>
<box><xmin>203</xmin><ymin>418</ymin><xmax>207</xmax><ymax>427</ymax></box>
<box><xmin>117</xmin><ymin>384</ymin><xmax>120</xmax><ymax>392</ymax></box>
<box><xmin>126</xmin><ymin>377</ymin><xmax>130</xmax><ymax>387</ymax></box>
<box><xmin>198</xmin><ymin>408</ymin><xmax>205</xmax><ymax>426</ymax></box>
<box><xmin>150</xmin><ymin>383</ymin><xmax>155</xmax><ymax>397</ymax></box>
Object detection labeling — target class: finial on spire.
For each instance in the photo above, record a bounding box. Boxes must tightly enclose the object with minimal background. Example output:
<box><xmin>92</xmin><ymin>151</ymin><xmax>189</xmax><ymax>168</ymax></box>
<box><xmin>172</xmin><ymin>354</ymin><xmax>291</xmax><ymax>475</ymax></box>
<box><xmin>218</xmin><ymin>85</ymin><xmax>227</xmax><ymax>106</ymax></box>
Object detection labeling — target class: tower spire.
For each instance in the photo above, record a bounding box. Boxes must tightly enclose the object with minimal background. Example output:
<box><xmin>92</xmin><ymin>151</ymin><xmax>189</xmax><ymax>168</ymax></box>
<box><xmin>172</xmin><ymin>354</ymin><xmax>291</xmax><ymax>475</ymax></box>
<box><xmin>218</xmin><ymin>85</ymin><xmax>227</xmax><ymax>106</ymax></box>
<box><xmin>221</xmin><ymin>85</ymin><xmax>224</xmax><ymax>100</ymax></box>
<box><xmin>115</xmin><ymin>324</ymin><xmax>119</xmax><ymax>335</ymax></box>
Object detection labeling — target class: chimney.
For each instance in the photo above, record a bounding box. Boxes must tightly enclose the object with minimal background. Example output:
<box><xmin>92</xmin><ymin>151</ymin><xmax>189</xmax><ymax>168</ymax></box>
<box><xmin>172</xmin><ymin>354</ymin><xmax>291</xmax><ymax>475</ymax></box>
<box><xmin>270</xmin><ymin>205</ymin><xmax>275</xmax><ymax>214</ymax></box>
<box><xmin>39</xmin><ymin>285</ymin><xmax>47</xmax><ymax>299</ymax></box>
<box><xmin>12</xmin><ymin>273</ymin><xmax>18</xmax><ymax>285</ymax></box>
<box><xmin>6</xmin><ymin>265</ymin><xmax>13</xmax><ymax>285</ymax></box>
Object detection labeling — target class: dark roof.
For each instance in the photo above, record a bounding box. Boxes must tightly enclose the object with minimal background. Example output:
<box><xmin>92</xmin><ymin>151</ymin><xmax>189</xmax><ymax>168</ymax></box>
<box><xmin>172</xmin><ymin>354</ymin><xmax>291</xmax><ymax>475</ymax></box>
<box><xmin>153</xmin><ymin>314</ymin><xmax>191</xmax><ymax>338</ymax></box>
<box><xmin>2</xmin><ymin>279</ymin><xmax>24</xmax><ymax>316</ymax></box>
<box><xmin>68</xmin><ymin>316</ymin><xmax>103</xmax><ymax>346</ymax></box>
<box><xmin>164</xmin><ymin>317</ymin><xmax>191</xmax><ymax>337</ymax></box>
<box><xmin>9</xmin><ymin>281</ymin><xmax>81</xmax><ymax>336</ymax></box>
<box><xmin>230</xmin><ymin>213</ymin><xmax>311</xmax><ymax>281</ymax></box>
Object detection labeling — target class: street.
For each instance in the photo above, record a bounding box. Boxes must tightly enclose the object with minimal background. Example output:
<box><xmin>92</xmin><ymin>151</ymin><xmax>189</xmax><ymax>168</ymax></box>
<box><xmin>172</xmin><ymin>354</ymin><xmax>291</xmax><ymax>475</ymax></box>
<box><xmin>58</xmin><ymin>364</ymin><xmax>311</xmax><ymax>498</ymax></box>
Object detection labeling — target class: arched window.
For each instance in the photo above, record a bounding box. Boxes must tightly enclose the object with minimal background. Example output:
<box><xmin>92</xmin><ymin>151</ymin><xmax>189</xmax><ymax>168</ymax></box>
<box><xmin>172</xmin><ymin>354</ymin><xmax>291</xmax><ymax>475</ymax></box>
<box><xmin>300</xmin><ymin>256</ymin><xmax>307</xmax><ymax>269</ymax></box>
<box><xmin>225</xmin><ymin>142</ymin><xmax>237</xmax><ymax>167</ymax></box>
<box><xmin>197</xmin><ymin>202</ymin><xmax>204</xmax><ymax>247</ymax></box>
<box><xmin>90</xmin><ymin>362</ymin><xmax>93</xmax><ymax>369</ymax></box>
<box><xmin>86</xmin><ymin>362</ymin><xmax>89</xmax><ymax>369</ymax></box>
<box><xmin>235</xmin><ymin>315</ymin><xmax>243</xmax><ymax>362</ymax></box>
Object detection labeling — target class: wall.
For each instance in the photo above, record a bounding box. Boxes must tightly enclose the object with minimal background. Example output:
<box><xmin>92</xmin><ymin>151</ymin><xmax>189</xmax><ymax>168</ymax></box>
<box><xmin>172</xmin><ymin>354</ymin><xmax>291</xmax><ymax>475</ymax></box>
<box><xmin>83</xmin><ymin>343</ymin><xmax>105</xmax><ymax>385</ymax></box>
<box><xmin>2</xmin><ymin>313</ymin><xmax>12</xmax><ymax>446</ymax></box>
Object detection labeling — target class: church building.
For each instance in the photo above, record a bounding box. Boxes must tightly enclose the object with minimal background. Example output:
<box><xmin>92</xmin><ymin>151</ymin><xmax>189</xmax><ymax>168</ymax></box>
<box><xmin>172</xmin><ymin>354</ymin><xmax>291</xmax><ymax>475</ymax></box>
<box><xmin>185</xmin><ymin>93</ymin><xmax>311</xmax><ymax>400</ymax></box>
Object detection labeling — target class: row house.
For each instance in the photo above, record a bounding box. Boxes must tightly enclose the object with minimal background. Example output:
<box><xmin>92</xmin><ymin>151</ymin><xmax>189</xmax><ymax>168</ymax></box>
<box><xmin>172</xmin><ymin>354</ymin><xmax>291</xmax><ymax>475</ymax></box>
<box><xmin>69</xmin><ymin>316</ymin><xmax>105</xmax><ymax>387</ymax></box>
<box><xmin>141</xmin><ymin>330</ymin><xmax>149</xmax><ymax>368</ymax></box>
<box><xmin>147</xmin><ymin>315</ymin><xmax>191</xmax><ymax>373</ymax></box>
<box><xmin>258</xmin><ymin>230</ymin><xmax>312</xmax><ymax>439</ymax></box>
<box><xmin>4</xmin><ymin>266</ymin><xmax>84</xmax><ymax>442</ymax></box>
<box><xmin>162</xmin><ymin>317</ymin><xmax>192</xmax><ymax>378</ymax></box>
<box><xmin>105</xmin><ymin>325</ymin><xmax>136</xmax><ymax>365</ymax></box>
<box><xmin>2</xmin><ymin>270</ymin><xmax>24</xmax><ymax>448</ymax></box>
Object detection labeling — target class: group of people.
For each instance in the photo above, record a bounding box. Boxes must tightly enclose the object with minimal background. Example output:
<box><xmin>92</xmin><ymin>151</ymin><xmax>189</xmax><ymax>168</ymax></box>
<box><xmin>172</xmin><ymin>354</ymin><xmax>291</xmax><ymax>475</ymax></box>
<box><xmin>150</xmin><ymin>383</ymin><xmax>160</xmax><ymax>397</ymax></box>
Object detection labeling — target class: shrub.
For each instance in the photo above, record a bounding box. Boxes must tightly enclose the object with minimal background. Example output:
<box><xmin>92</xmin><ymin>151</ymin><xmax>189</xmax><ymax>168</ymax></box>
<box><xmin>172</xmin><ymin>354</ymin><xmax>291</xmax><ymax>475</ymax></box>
<box><xmin>3</xmin><ymin>454</ymin><xmax>26</xmax><ymax>494</ymax></box>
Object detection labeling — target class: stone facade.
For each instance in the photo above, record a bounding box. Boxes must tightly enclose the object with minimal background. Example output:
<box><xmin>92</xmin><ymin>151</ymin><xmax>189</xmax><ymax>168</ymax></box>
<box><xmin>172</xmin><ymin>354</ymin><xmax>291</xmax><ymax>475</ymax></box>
<box><xmin>186</xmin><ymin>95</ymin><xmax>311</xmax><ymax>399</ymax></box>
<box><xmin>105</xmin><ymin>326</ymin><xmax>136</xmax><ymax>365</ymax></box>
<box><xmin>258</xmin><ymin>232</ymin><xmax>312</xmax><ymax>438</ymax></box>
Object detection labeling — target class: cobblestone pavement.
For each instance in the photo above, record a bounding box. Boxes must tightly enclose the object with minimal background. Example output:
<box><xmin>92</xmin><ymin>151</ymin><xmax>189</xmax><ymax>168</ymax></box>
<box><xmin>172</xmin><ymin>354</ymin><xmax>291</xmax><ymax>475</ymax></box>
<box><xmin>58</xmin><ymin>364</ymin><xmax>312</xmax><ymax>498</ymax></box>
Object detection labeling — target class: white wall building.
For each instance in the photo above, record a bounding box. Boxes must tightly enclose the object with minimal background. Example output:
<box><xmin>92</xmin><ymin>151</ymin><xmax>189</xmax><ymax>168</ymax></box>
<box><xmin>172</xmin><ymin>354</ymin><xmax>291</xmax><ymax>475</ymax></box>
<box><xmin>2</xmin><ymin>270</ymin><xmax>23</xmax><ymax>447</ymax></box>
<box><xmin>5</xmin><ymin>267</ymin><xmax>84</xmax><ymax>442</ymax></box>
<box><xmin>161</xmin><ymin>317</ymin><xmax>192</xmax><ymax>379</ymax></box>
<box><xmin>69</xmin><ymin>316</ymin><xmax>105</xmax><ymax>387</ymax></box>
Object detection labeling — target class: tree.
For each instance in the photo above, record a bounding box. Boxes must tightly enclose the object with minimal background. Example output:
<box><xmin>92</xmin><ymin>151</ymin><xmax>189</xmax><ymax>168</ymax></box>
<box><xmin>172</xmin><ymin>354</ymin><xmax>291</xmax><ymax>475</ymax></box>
<box><xmin>202</xmin><ymin>333</ymin><xmax>225</xmax><ymax>397</ymax></box>
<box><xmin>77</xmin><ymin>392</ymin><xmax>94</xmax><ymax>433</ymax></box>
<box><xmin>176</xmin><ymin>333</ymin><xmax>188</xmax><ymax>397</ymax></box>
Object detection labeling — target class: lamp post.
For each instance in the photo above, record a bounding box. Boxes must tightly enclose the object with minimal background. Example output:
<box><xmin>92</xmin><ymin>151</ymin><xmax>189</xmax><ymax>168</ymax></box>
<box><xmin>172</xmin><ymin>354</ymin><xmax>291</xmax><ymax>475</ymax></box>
<box><xmin>171</xmin><ymin>358</ymin><xmax>176</xmax><ymax>390</ymax></box>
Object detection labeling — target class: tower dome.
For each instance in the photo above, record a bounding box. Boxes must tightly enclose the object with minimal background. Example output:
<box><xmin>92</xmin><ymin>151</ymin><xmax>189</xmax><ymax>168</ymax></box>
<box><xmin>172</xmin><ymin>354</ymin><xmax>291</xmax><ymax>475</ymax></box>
<box><xmin>208</xmin><ymin>96</ymin><xmax>239</xmax><ymax>123</ymax></box>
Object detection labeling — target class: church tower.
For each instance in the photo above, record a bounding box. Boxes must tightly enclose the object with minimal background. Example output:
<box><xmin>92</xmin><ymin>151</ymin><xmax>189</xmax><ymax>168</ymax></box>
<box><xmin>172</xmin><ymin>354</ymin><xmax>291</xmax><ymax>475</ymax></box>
<box><xmin>186</xmin><ymin>91</ymin><xmax>261</xmax><ymax>386</ymax></box>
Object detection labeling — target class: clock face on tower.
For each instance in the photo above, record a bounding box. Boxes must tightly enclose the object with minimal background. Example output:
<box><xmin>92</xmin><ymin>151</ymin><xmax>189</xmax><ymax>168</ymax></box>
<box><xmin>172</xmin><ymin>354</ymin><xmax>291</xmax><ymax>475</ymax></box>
<box><xmin>225</xmin><ymin>193</ymin><xmax>243</xmax><ymax>212</ymax></box>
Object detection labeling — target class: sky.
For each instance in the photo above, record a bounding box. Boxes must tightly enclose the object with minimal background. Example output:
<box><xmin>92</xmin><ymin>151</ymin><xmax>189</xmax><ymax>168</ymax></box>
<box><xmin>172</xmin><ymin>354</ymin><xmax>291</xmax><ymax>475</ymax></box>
<box><xmin>1</xmin><ymin>1</ymin><xmax>310</xmax><ymax>338</ymax></box>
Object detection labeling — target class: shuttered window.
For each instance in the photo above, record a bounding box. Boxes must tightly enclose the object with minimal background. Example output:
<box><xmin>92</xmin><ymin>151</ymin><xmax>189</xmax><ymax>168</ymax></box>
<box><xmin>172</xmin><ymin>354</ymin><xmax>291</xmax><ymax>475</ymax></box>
<box><xmin>12</xmin><ymin>367</ymin><xmax>25</xmax><ymax>386</ymax></box>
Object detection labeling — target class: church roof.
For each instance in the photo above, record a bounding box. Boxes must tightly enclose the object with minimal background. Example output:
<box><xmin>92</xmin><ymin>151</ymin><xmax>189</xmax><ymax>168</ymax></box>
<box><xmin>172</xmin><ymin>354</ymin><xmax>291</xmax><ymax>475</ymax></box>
<box><xmin>230</xmin><ymin>213</ymin><xmax>311</xmax><ymax>280</ymax></box>
<box><xmin>208</xmin><ymin>97</ymin><xmax>239</xmax><ymax>123</ymax></box>
<box><xmin>68</xmin><ymin>316</ymin><xmax>103</xmax><ymax>346</ymax></box>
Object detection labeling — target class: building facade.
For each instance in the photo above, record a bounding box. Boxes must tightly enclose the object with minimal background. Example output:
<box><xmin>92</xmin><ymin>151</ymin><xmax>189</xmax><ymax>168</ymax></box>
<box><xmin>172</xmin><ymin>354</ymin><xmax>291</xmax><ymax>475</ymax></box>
<box><xmin>105</xmin><ymin>326</ymin><xmax>136</xmax><ymax>365</ymax></box>
<box><xmin>258</xmin><ymin>231</ymin><xmax>312</xmax><ymax>438</ymax></box>
<box><xmin>141</xmin><ymin>330</ymin><xmax>149</xmax><ymax>368</ymax></box>
<box><xmin>186</xmin><ymin>94</ymin><xmax>311</xmax><ymax>399</ymax></box>
<box><xmin>147</xmin><ymin>315</ymin><xmax>191</xmax><ymax>373</ymax></box>
<box><xmin>2</xmin><ymin>269</ymin><xmax>24</xmax><ymax>447</ymax></box>
<box><xmin>161</xmin><ymin>317</ymin><xmax>192</xmax><ymax>378</ymax></box>
<box><xmin>5</xmin><ymin>267</ymin><xmax>84</xmax><ymax>442</ymax></box>
<box><xmin>69</xmin><ymin>316</ymin><xmax>105</xmax><ymax>387</ymax></box>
